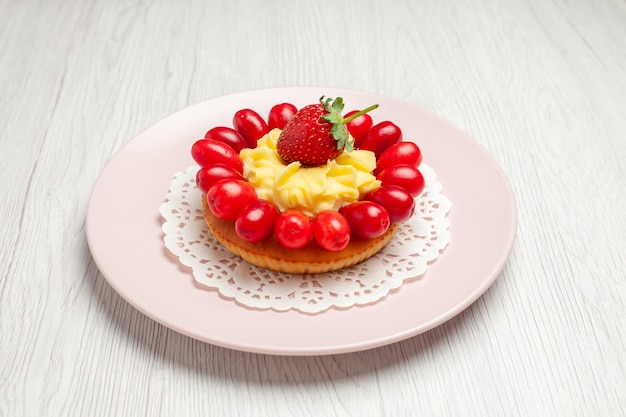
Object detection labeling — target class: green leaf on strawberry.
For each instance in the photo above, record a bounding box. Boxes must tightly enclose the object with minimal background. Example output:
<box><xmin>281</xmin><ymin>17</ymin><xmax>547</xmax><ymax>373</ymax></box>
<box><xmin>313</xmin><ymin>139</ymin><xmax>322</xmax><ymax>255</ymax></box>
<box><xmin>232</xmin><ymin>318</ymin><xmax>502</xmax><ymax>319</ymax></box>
<box><xmin>319</xmin><ymin>96</ymin><xmax>350</xmax><ymax>151</ymax></box>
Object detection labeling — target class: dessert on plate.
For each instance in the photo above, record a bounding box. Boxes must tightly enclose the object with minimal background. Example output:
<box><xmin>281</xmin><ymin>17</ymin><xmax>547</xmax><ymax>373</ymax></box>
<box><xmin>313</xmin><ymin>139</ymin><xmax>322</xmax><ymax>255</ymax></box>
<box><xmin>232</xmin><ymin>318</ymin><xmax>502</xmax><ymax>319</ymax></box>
<box><xmin>191</xmin><ymin>96</ymin><xmax>425</xmax><ymax>274</ymax></box>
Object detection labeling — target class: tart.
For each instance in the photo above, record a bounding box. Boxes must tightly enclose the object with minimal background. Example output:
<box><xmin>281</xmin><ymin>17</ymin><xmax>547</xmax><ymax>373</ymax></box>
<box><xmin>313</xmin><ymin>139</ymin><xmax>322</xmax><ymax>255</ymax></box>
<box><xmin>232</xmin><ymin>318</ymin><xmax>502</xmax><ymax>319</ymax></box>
<box><xmin>192</xmin><ymin>96</ymin><xmax>424</xmax><ymax>274</ymax></box>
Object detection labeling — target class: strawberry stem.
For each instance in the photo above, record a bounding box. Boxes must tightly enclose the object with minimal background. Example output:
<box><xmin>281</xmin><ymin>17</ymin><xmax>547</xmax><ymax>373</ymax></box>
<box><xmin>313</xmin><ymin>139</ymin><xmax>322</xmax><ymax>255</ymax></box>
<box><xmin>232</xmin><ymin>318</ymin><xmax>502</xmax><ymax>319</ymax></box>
<box><xmin>342</xmin><ymin>104</ymin><xmax>379</xmax><ymax>123</ymax></box>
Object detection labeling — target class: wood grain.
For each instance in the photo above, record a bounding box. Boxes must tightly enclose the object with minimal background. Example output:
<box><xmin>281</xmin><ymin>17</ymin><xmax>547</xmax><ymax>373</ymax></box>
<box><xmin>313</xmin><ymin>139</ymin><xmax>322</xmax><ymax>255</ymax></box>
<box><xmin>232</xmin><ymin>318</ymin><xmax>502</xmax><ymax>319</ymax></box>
<box><xmin>1</xmin><ymin>0</ymin><xmax>624</xmax><ymax>416</ymax></box>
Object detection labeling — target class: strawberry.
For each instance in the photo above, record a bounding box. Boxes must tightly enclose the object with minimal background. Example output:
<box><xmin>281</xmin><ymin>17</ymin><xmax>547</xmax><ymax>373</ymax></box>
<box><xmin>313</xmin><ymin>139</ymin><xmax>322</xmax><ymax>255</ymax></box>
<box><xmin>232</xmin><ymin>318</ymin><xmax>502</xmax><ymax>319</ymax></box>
<box><xmin>276</xmin><ymin>96</ymin><xmax>378</xmax><ymax>166</ymax></box>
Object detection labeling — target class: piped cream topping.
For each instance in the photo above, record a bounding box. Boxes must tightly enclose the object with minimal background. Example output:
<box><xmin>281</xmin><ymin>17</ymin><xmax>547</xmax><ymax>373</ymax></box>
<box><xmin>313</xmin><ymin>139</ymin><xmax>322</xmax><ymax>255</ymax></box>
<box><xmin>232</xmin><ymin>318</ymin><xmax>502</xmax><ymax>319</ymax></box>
<box><xmin>240</xmin><ymin>128</ymin><xmax>380</xmax><ymax>216</ymax></box>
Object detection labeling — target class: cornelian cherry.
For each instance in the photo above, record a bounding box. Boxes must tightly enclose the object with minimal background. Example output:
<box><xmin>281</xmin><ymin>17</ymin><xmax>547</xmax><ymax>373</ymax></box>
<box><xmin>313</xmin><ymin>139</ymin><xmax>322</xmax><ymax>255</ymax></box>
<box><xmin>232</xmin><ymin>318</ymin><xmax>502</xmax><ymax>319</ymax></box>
<box><xmin>235</xmin><ymin>199</ymin><xmax>279</xmax><ymax>243</ymax></box>
<box><xmin>356</xmin><ymin>121</ymin><xmax>402</xmax><ymax>157</ymax></box>
<box><xmin>375</xmin><ymin>141</ymin><xmax>422</xmax><ymax>174</ymax></box>
<box><xmin>274</xmin><ymin>210</ymin><xmax>313</xmax><ymax>249</ymax></box>
<box><xmin>204</xmin><ymin>126</ymin><xmax>248</xmax><ymax>153</ymax></box>
<box><xmin>339</xmin><ymin>201</ymin><xmax>390</xmax><ymax>239</ymax></box>
<box><xmin>365</xmin><ymin>185</ymin><xmax>415</xmax><ymax>223</ymax></box>
<box><xmin>206</xmin><ymin>179</ymin><xmax>256</xmax><ymax>220</ymax></box>
<box><xmin>233</xmin><ymin>109</ymin><xmax>269</xmax><ymax>148</ymax></box>
<box><xmin>312</xmin><ymin>211</ymin><xmax>350</xmax><ymax>251</ymax></box>
<box><xmin>376</xmin><ymin>165</ymin><xmax>425</xmax><ymax>197</ymax></box>
<box><xmin>196</xmin><ymin>164</ymin><xmax>243</xmax><ymax>194</ymax></box>
<box><xmin>191</xmin><ymin>138</ymin><xmax>244</xmax><ymax>173</ymax></box>
<box><xmin>268</xmin><ymin>103</ymin><xmax>298</xmax><ymax>130</ymax></box>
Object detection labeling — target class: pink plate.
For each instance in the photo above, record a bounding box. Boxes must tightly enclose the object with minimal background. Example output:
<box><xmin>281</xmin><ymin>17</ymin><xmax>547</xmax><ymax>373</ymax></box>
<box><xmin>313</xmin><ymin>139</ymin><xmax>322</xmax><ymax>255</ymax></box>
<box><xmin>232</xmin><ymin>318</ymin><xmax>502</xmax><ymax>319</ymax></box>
<box><xmin>86</xmin><ymin>87</ymin><xmax>517</xmax><ymax>355</ymax></box>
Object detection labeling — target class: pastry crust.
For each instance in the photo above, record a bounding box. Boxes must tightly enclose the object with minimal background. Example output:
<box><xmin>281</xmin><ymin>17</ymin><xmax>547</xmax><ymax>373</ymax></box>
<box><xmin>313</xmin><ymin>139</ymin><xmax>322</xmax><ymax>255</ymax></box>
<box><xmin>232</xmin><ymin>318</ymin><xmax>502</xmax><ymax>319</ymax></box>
<box><xmin>202</xmin><ymin>194</ymin><xmax>398</xmax><ymax>274</ymax></box>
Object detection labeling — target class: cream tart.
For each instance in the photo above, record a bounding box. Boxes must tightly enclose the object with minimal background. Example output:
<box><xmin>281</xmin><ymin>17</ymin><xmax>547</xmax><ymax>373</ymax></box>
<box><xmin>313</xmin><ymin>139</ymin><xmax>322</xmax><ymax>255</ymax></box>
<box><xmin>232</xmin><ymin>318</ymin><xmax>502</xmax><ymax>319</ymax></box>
<box><xmin>194</xmin><ymin>97</ymin><xmax>423</xmax><ymax>275</ymax></box>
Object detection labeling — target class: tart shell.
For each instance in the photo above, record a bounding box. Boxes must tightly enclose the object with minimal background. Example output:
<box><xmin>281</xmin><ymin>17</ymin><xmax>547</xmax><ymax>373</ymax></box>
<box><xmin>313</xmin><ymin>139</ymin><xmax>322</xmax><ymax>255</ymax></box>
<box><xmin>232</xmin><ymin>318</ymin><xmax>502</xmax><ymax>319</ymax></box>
<box><xmin>202</xmin><ymin>194</ymin><xmax>398</xmax><ymax>274</ymax></box>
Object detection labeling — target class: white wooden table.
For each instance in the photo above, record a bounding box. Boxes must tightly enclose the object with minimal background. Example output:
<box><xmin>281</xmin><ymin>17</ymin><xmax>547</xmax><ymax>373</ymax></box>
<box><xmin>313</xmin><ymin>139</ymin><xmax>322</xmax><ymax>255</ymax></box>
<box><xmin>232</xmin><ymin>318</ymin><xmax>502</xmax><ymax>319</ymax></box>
<box><xmin>1</xmin><ymin>0</ymin><xmax>624</xmax><ymax>415</ymax></box>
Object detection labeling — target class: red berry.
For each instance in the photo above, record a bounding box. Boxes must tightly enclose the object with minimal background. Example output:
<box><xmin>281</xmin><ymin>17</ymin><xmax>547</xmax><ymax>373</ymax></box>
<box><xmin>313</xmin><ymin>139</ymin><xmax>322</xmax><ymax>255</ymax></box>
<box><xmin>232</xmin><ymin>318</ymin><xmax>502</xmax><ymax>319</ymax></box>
<box><xmin>276</xmin><ymin>96</ymin><xmax>378</xmax><ymax>166</ymax></box>
<box><xmin>268</xmin><ymin>103</ymin><xmax>298</xmax><ymax>130</ymax></box>
<box><xmin>233</xmin><ymin>109</ymin><xmax>269</xmax><ymax>148</ymax></box>
<box><xmin>191</xmin><ymin>139</ymin><xmax>244</xmax><ymax>173</ymax></box>
<box><xmin>356</xmin><ymin>121</ymin><xmax>402</xmax><ymax>157</ymax></box>
<box><xmin>365</xmin><ymin>185</ymin><xmax>415</xmax><ymax>222</ymax></box>
<box><xmin>339</xmin><ymin>201</ymin><xmax>390</xmax><ymax>239</ymax></box>
<box><xmin>274</xmin><ymin>210</ymin><xmax>313</xmax><ymax>249</ymax></box>
<box><xmin>206</xmin><ymin>179</ymin><xmax>257</xmax><ymax>220</ymax></box>
<box><xmin>375</xmin><ymin>141</ymin><xmax>422</xmax><ymax>174</ymax></box>
<box><xmin>204</xmin><ymin>126</ymin><xmax>248</xmax><ymax>153</ymax></box>
<box><xmin>376</xmin><ymin>165</ymin><xmax>425</xmax><ymax>197</ymax></box>
<box><xmin>235</xmin><ymin>199</ymin><xmax>279</xmax><ymax>243</ymax></box>
<box><xmin>196</xmin><ymin>164</ymin><xmax>244</xmax><ymax>194</ymax></box>
<box><xmin>276</xmin><ymin>102</ymin><xmax>343</xmax><ymax>166</ymax></box>
<box><xmin>312</xmin><ymin>210</ymin><xmax>351</xmax><ymax>251</ymax></box>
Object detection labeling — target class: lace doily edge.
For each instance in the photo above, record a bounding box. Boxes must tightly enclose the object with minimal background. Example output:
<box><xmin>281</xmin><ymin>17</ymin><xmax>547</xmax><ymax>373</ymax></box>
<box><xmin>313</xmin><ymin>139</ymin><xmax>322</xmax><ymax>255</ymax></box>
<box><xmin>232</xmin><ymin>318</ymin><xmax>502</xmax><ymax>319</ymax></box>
<box><xmin>157</xmin><ymin>163</ymin><xmax>452</xmax><ymax>315</ymax></box>
<box><xmin>191</xmin><ymin>264</ymin><xmax>430</xmax><ymax>315</ymax></box>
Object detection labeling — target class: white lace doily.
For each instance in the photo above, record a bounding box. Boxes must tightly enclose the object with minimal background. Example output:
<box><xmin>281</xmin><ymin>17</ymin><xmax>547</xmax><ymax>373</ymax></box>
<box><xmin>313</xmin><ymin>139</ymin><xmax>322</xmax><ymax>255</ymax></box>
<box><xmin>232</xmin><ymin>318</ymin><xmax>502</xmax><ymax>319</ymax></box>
<box><xmin>159</xmin><ymin>164</ymin><xmax>451</xmax><ymax>314</ymax></box>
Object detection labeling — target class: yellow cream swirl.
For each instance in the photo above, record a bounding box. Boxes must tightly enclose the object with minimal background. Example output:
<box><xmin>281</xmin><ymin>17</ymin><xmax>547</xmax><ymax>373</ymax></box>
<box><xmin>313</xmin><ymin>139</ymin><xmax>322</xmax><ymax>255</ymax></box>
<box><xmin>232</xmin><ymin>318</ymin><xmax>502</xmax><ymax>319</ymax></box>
<box><xmin>240</xmin><ymin>128</ymin><xmax>381</xmax><ymax>216</ymax></box>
